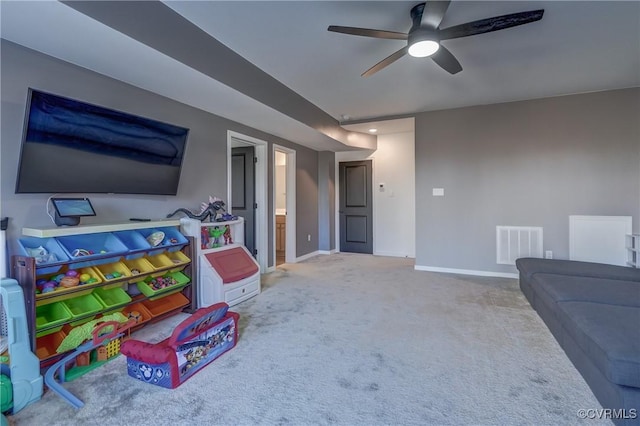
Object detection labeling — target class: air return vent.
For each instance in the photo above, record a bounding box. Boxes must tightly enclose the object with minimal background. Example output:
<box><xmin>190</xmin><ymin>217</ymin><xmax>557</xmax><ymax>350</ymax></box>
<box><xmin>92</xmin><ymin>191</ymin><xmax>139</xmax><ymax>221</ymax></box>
<box><xmin>496</xmin><ymin>226</ymin><xmax>543</xmax><ymax>265</ymax></box>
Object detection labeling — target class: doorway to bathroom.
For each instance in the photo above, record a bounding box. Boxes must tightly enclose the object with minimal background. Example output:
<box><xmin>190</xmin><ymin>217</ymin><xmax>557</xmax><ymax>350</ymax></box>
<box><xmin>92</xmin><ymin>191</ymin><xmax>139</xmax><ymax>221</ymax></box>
<box><xmin>273</xmin><ymin>144</ymin><xmax>296</xmax><ymax>266</ymax></box>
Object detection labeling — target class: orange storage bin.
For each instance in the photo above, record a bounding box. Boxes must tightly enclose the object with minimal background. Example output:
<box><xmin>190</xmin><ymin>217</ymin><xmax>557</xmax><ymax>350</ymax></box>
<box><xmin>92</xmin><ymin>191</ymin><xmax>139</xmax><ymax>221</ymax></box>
<box><xmin>36</xmin><ymin>330</ymin><xmax>67</xmax><ymax>360</ymax></box>
<box><xmin>122</xmin><ymin>302</ymin><xmax>153</xmax><ymax>327</ymax></box>
<box><xmin>141</xmin><ymin>292</ymin><xmax>189</xmax><ymax>317</ymax></box>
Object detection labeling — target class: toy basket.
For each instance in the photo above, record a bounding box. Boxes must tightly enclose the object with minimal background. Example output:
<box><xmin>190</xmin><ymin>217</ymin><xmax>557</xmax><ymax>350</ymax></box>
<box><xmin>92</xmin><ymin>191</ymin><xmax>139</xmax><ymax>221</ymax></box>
<box><xmin>137</xmin><ymin>227</ymin><xmax>188</xmax><ymax>254</ymax></box>
<box><xmin>63</xmin><ymin>294</ymin><xmax>104</xmax><ymax>327</ymax></box>
<box><xmin>35</xmin><ymin>302</ymin><xmax>73</xmax><ymax>338</ymax></box>
<box><xmin>123</xmin><ymin>257</ymin><xmax>155</xmax><ymax>283</ymax></box>
<box><xmin>144</xmin><ymin>253</ymin><xmax>174</xmax><ymax>277</ymax></box>
<box><xmin>122</xmin><ymin>302</ymin><xmax>153</xmax><ymax>328</ymax></box>
<box><xmin>56</xmin><ymin>233</ymin><xmax>128</xmax><ymax>268</ymax></box>
<box><xmin>165</xmin><ymin>250</ymin><xmax>190</xmax><ymax>273</ymax></box>
<box><xmin>36</xmin><ymin>330</ymin><xmax>67</xmax><ymax>360</ymax></box>
<box><xmin>92</xmin><ymin>287</ymin><xmax>132</xmax><ymax>314</ymax></box>
<box><xmin>94</xmin><ymin>261</ymin><xmax>132</xmax><ymax>286</ymax></box>
<box><xmin>137</xmin><ymin>272</ymin><xmax>190</xmax><ymax>300</ymax></box>
<box><xmin>142</xmin><ymin>292</ymin><xmax>189</xmax><ymax>317</ymax></box>
<box><xmin>112</xmin><ymin>230</ymin><xmax>151</xmax><ymax>260</ymax></box>
<box><xmin>17</xmin><ymin>236</ymin><xmax>69</xmax><ymax>274</ymax></box>
<box><xmin>34</xmin><ymin>266</ymin><xmax>103</xmax><ymax>306</ymax></box>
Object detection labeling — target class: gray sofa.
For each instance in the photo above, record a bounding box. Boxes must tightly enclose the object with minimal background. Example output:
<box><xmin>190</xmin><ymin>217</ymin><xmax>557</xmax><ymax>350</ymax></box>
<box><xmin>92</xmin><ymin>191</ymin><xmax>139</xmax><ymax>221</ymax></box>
<box><xmin>516</xmin><ymin>258</ymin><xmax>640</xmax><ymax>425</ymax></box>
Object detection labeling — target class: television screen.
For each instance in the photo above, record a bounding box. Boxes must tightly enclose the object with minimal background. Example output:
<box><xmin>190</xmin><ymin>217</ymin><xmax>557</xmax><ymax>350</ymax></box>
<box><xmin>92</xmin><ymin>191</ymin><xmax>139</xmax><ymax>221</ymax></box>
<box><xmin>15</xmin><ymin>89</ymin><xmax>189</xmax><ymax>195</ymax></box>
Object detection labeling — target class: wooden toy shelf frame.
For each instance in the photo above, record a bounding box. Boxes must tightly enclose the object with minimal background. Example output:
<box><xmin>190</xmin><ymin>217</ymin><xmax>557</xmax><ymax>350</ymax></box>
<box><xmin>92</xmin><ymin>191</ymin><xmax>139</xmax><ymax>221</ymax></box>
<box><xmin>10</xmin><ymin>220</ymin><xmax>196</xmax><ymax>368</ymax></box>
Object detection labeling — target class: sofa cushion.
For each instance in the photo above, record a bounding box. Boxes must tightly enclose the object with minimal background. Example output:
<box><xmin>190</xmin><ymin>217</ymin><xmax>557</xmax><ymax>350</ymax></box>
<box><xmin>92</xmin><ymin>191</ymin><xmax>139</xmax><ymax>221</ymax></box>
<box><xmin>532</xmin><ymin>273</ymin><xmax>640</xmax><ymax>308</ymax></box>
<box><xmin>555</xmin><ymin>301</ymin><xmax>640</xmax><ymax>388</ymax></box>
<box><xmin>516</xmin><ymin>258</ymin><xmax>640</xmax><ymax>282</ymax></box>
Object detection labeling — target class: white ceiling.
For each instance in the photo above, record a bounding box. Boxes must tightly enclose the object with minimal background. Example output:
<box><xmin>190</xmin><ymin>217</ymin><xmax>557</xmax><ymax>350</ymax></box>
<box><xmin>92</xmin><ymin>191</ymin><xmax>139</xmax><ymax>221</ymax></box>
<box><xmin>2</xmin><ymin>1</ymin><xmax>639</xmax><ymax>149</ymax></box>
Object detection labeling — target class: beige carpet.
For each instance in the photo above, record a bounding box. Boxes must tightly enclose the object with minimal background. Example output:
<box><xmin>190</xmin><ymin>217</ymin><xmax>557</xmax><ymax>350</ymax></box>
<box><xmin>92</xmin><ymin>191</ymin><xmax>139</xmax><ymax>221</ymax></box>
<box><xmin>9</xmin><ymin>253</ymin><xmax>606</xmax><ymax>425</ymax></box>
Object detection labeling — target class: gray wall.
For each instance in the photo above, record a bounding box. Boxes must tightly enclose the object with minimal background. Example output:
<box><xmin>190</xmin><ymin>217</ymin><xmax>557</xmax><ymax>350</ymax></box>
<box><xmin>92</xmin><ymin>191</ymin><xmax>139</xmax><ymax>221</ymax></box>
<box><xmin>1</xmin><ymin>40</ymin><xmax>321</xmax><ymax>264</ymax></box>
<box><xmin>294</xmin><ymin>146</ymin><xmax>320</xmax><ymax>255</ymax></box>
<box><xmin>415</xmin><ymin>88</ymin><xmax>640</xmax><ymax>274</ymax></box>
<box><xmin>318</xmin><ymin>151</ymin><xmax>336</xmax><ymax>251</ymax></box>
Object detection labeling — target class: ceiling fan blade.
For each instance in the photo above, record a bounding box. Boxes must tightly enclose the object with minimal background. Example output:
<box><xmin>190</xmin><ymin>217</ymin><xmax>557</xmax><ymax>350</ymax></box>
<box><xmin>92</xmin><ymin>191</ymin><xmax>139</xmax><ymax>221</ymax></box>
<box><xmin>362</xmin><ymin>46</ymin><xmax>409</xmax><ymax>77</ymax></box>
<box><xmin>328</xmin><ymin>25</ymin><xmax>408</xmax><ymax>40</ymax></box>
<box><xmin>420</xmin><ymin>0</ymin><xmax>451</xmax><ymax>29</ymax></box>
<box><xmin>439</xmin><ymin>9</ymin><xmax>544</xmax><ymax>40</ymax></box>
<box><xmin>431</xmin><ymin>45</ymin><xmax>462</xmax><ymax>74</ymax></box>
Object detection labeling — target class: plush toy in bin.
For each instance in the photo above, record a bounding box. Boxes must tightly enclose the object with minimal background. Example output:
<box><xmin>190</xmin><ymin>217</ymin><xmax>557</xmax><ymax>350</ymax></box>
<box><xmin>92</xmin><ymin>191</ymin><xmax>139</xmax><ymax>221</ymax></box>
<box><xmin>121</xmin><ymin>303</ymin><xmax>239</xmax><ymax>389</ymax></box>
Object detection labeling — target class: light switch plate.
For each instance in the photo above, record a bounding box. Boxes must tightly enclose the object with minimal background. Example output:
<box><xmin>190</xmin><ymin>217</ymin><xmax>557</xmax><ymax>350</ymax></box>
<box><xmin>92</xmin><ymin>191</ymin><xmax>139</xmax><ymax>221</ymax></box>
<box><xmin>432</xmin><ymin>188</ymin><xmax>444</xmax><ymax>196</ymax></box>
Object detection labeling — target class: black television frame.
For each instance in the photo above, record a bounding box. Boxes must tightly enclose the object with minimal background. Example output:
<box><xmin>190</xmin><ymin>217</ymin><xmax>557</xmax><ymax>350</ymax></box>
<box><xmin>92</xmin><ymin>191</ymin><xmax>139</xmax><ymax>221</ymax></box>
<box><xmin>15</xmin><ymin>88</ymin><xmax>190</xmax><ymax>195</ymax></box>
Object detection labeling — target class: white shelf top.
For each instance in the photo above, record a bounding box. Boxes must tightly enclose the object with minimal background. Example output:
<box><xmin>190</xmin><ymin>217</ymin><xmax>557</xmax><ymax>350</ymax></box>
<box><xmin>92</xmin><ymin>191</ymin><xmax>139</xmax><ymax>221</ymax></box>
<box><xmin>23</xmin><ymin>219</ymin><xmax>181</xmax><ymax>238</ymax></box>
<box><xmin>199</xmin><ymin>217</ymin><xmax>244</xmax><ymax>227</ymax></box>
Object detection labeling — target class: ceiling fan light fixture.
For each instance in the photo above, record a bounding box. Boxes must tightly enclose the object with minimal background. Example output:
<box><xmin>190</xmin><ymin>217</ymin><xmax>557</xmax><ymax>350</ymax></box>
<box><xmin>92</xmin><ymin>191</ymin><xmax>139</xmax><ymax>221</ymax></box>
<box><xmin>407</xmin><ymin>27</ymin><xmax>440</xmax><ymax>58</ymax></box>
<box><xmin>408</xmin><ymin>40</ymin><xmax>440</xmax><ymax>57</ymax></box>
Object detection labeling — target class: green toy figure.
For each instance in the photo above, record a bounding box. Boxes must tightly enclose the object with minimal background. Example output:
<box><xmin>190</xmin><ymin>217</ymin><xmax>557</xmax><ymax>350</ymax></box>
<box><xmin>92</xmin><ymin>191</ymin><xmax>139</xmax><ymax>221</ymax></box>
<box><xmin>209</xmin><ymin>226</ymin><xmax>226</xmax><ymax>248</ymax></box>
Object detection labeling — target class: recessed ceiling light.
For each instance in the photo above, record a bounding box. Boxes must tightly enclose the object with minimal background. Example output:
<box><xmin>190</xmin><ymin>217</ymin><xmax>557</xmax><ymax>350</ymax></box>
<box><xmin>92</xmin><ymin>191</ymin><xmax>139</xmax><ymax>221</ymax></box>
<box><xmin>368</xmin><ymin>128</ymin><xmax>377</xmax><ymax>133</ymax></box>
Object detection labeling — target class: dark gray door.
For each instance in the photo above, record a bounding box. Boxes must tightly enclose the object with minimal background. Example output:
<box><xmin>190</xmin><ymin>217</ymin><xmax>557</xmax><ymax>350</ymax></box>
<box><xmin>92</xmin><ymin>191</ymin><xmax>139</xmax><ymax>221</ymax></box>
<box><xmin>231</xmin><ymin>146</ymin><xmax>256</xmax><ymax>257</ymax></box>
<box><xmin>339</xmin><ymin>160</ymin><xmax>373</xmax><ymax>254</ymax></box>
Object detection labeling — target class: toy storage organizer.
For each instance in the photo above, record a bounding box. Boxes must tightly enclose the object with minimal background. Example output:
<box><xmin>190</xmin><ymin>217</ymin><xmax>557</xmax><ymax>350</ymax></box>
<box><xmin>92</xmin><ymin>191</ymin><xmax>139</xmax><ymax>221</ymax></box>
<box><xmin>199</xmin><ymin>247</ymin><xmax>260</xmax><ymax>307</ymax></box>
<box><xmin>180</xmin><ymin>217</ymin><xmax>260</xmax><ymax>308</ymax></box>
<box><xmin>10</xmin><ymin>220</ymin><xmax>194</xmax><ymax>368</ymax></box>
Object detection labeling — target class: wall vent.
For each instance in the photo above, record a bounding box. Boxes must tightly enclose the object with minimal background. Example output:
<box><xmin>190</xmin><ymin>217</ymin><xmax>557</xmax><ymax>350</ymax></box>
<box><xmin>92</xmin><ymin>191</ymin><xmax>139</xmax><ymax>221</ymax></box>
<box><xmin>496</xmin><ymin>226</ymin><xmax>543</xmax><ymax>265</ymax></box>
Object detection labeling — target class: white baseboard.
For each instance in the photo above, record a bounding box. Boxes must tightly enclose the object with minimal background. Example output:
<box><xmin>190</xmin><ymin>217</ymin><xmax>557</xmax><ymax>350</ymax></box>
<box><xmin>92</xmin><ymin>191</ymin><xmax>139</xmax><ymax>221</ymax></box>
<box><xmin>296</xmin><ymin>250</ymin><xmax>321</xmax><ymax>262</ymax></box>
<box><xmin>318</xmin><ymin>249</ymin><xmax>337</xmax><ymax>255</ymax></box>
<box><xmin>414</xmin><ymin>265</ymin><xmax>519</xmax><ymax>279</ymax></box>
<box><xmin>374</xmin><ymin>250</ymin><xmax>415</xmax><ymax>258</ymax></box>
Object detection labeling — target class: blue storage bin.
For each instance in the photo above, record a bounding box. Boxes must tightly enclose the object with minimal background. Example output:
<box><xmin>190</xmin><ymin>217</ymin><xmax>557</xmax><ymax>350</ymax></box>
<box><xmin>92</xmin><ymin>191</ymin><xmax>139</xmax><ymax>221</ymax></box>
<box><xmin>56</xmin><ymin>232</ymin><xmax>128</xmax><ymax>268</ymax></box>
<box><xmin>113</xmin><ymin>230</ymin><xmax>151</xmax><ymax>259</ymax></box>
<box><xmin>17</xmin><ymin>237</ymin><xmax>69</xmax><ymax>274</ymax></box>
<box><xmin>137</xmin><ymin>227</ymin><xmax>188</xmax><ymax>254</ymax></box>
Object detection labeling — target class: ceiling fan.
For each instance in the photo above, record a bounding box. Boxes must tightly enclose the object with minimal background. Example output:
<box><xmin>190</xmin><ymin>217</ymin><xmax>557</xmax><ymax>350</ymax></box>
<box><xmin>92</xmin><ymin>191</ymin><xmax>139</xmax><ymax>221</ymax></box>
<box><xmin>328</xmin><ymin>1</ymin><xmax>544</xmax><ymax>77</ymax></box>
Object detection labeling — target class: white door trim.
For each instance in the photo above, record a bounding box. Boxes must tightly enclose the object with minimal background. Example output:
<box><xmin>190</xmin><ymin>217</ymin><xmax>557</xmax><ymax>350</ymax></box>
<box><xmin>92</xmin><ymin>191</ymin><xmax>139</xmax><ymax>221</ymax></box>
<box><xmin>227</xmin><ymin>130</ymin><xmax>268</xmax><ymax>273</ymax></box>
<box><xmin>273</xmin><ymin>144</ymin><xmax>297</xmax><ymax>264</ymax></box>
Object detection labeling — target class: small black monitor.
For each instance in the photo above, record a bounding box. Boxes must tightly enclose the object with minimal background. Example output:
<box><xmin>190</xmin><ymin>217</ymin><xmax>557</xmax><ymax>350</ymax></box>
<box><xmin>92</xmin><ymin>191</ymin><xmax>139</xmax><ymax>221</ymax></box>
<box><xmin>50</xmin><ymin>198</ymin><xmax>96</xmax><ymax>226</ymax></box>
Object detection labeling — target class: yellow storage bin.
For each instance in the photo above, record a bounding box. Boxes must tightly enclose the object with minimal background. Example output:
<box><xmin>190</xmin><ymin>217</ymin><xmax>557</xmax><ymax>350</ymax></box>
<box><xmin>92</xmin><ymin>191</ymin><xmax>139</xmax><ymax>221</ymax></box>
<box><xmin>35</xmin><ymin>266</ymin><xmax>103</xmax><ymax>306</ymax></box>
<box><xmin>145</xmin><ymin>253</ymin><xmax>173</xmax><ymax>277</ymax></box>
<box><xmin>165</xmin><ymin>250</ymin><xmax>190</xmax><ymax>273</ymax></box>
<box><xmin>95</xmin><ymin>261</ymin><xmax>132</xmax><ymax>284</ymax></box>
<box><xmin>123</xmin><ymin>257</ymin><xmax>155</xmax><ymax>283</ymax></box>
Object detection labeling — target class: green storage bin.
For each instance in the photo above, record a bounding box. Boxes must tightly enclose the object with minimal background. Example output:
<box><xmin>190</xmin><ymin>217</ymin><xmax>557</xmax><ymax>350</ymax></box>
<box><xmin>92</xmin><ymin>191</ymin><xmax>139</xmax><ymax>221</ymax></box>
<box><xmin>35</xmin><ymin>302</ymin><xmax>72</xmax><ymax>337</ymax></box>
<box><xmin>63</xmin><ymin>293</ymin><xmax>104</xmax><ymax>326</ymax></box>
<box><xmin>93</xmin><ymin>286</ymin><xmax>132</xmax><ymax>313</ymax></box>
<box><xmin>137</xmin><ymin>271</ymin><xmax>190</xmax><ymax>300</ymax></box>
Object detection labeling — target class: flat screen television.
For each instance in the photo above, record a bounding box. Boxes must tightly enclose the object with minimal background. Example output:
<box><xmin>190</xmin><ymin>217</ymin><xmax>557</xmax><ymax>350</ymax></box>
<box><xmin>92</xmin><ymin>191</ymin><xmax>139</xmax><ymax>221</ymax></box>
<box><xmin>15</xmin><ymin>89</ymin><xmax>190</xmax><ymax>195</ymax></box>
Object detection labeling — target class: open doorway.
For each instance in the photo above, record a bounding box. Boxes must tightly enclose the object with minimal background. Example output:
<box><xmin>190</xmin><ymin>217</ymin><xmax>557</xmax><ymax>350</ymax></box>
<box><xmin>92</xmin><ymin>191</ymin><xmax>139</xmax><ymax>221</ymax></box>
<box><xmin>273</xmin><ymin>144</ymin><xmax>296</xmax><ymax>266</ymax></box>
<box><xmin>227</xmin><ymin>131</ymin><xmax>267</xmax><ymax>272</ymax></box>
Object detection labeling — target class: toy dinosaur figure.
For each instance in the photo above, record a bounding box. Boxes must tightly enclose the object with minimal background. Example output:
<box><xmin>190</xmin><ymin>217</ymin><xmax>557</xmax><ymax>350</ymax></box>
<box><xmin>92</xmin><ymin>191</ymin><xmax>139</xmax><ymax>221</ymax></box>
<box><xmin>167</xmin><ymin>196</ymin><xmax>226</xmax><ymax>222</ymax></box>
